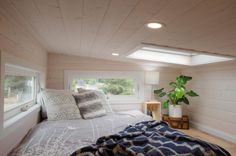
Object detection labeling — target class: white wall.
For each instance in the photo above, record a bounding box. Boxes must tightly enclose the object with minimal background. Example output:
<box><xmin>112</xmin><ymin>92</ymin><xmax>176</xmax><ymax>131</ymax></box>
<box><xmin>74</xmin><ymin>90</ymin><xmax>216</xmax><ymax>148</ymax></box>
<box><xmin>0</xmin><ymin>5</ymin><xmax>48</xmax><ymax>155</ymax></box>
<box><xmin>182</xmin><ymin>61</ymin><xmax>236</xmax><ymax>143</ymax></box>
<box><xmin>47</xmin><ymin>53</ymin><xmax>181</xmax><ymax>111</ymax></box>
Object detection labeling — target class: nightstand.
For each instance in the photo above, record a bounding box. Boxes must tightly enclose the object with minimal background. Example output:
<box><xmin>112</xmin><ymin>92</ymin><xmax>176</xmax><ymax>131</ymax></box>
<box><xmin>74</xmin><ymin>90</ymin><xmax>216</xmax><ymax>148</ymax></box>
<box><xmin>144</xmin><ymin>101</ymin><xmax>161</xmax><ymax>121</ymax></box>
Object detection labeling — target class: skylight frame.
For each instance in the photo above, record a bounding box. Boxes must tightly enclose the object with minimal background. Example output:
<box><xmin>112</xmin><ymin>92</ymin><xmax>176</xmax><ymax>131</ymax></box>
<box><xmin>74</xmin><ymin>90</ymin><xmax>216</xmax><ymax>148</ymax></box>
<box><xmin>127</xmin><ymin>44</ymin><xmax>234</xmax><ymax>66</ymax></box>
<box><xmin>142</xmin><ymin>47</ymin><xmax>198</xmax><ymax>56</ymax></box>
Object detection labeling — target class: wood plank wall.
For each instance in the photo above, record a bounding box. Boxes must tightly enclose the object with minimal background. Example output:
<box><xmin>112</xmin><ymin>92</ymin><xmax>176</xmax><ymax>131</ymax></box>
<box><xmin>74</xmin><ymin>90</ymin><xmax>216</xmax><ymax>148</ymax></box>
<box><xmin>182</xmin><ymin>61</ymin><xmax>236</xmax><ymax>143</ymax></box>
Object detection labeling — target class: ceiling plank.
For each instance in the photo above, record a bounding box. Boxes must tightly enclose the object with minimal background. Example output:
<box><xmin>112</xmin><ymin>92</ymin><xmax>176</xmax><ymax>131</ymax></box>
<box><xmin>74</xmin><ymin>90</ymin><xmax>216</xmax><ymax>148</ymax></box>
<box><xmin>168</xmin><ymin>0</ymin><xmax>236</xmax><ymax>46</ymax></box>
<box><xmin>79</xmin><ymin>0</ymin><xmax>110</xmax><ymax>56</ymax></box>
<box><xmin>32</xmin><ymin>0</ymin><xmax>69</xmax><ymax>53</ymax></box>
<box><xmin>58</xmin><ymin>0</ymin><xmax>83</xmax><ymax>54</ymax></box>
<box><xmin>89</xmin><ymin>0</ymin><xmax>139</xmax><ymax>56</ymax></box>
<box><xmin>0</xmin><ymin>0</ymin><xmax>49</xmax><ymax>50</ymax></box>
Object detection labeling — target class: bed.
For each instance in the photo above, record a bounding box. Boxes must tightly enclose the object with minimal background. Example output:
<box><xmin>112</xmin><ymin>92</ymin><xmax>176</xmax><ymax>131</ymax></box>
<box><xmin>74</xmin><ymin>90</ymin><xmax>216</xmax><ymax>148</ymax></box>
<box><xmin>9</xmin><ymin>110</ymin><xmax>151</xmax><ymax>156</ymax></box>
<box><xmin>10</xmin><ymin>110</ymin><xmax>230</xmax><ymax>156</ymax></box>
<box><xmin>9</xmin><ymin>89</ymin><xmax>230</xmax><ymax>156</ymax></box>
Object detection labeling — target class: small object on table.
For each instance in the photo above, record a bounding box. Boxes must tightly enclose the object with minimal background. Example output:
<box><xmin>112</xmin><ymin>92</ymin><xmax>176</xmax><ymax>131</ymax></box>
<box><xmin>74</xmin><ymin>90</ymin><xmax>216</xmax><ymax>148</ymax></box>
<box><xmin>144</xmin><ymin>101</ymin><xmax>161</xmax><ymax>121</ymax></box>
<box><xmin>162</xmin><ymin>114</ymin><xmax>189</xmax><ymax>129</ymax></box>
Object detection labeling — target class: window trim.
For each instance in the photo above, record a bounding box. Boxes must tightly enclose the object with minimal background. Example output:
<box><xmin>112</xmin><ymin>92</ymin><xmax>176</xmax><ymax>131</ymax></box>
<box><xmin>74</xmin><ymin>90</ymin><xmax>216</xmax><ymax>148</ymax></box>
<box><xmin>4</xmin><ymin>64</ymin><xmax>39</xmax><ymax>120</ymax></box>
<box><xmin>64</xmin><ymin>70</ymin><xmax>145</xmax><ymax>103</ymax></box>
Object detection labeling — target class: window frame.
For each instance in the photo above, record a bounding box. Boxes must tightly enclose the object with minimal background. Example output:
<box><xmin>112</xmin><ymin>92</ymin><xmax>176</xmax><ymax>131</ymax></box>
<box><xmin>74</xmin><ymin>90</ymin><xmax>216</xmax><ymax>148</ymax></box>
<box><xmin>64</xmin><ymin>70</ymin><xmax>145</xmax><ymax>103</ymax></box>
<box><xmin>4</xmin><ymin>64</ymin><xmax>39</xmax><ymax>120</ymax></box>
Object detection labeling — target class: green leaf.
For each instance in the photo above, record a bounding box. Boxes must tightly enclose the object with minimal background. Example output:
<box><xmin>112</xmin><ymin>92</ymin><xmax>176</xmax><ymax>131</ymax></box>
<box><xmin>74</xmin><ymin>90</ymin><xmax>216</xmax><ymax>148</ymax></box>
<box><xmin>176</xmin><ymin>75</ymin><xmax>192</xmax><ymax>86</ymax></box>
<box><xmin>154</xmin><ymin>88</ymin><xmax>164</xmax><ymax>94</ymax></box>
<box><xmin>176</xmin><ymin>77</ymin><xmax>186</xmax><ymax>85</ymax></box>
<box><xmin>159</xmin><ymin>92</ymin><xmax>166</xmax><ymax>97</ymax></box>
<box><xmin>163</xmin><ymin>100</ymin><xmax>169</xmax><ymax>109</ymax></box>
<box><xmin>168</xmin><ymin>92</ymin><xmax>175</xmax><ymax>100</ymax></box>
<box><xmin>182</xmin><ymin>96</ymin><xmax>189</xmax><ymax>104</ymax></box>
<box><xmin>180</xmin><ymin>75</ymin><xmax>192</xmax><ymax>81</ymax></box>
<box><xmin>176</xmin><ymin>98</ymin><xmax>183</xmax><ymax>104</ymax></box>
<box><xmin>186</xmin><ymin>90</ymin><xmax>199</xmax><ymax>97</ymax></box>
<box><xmin>175</xmin><ymin>87</ymin><xmax>185</xmax><ymax>99</ymax></box>
<box><xmin>169</xmin><ymin>82</ymin><xmax>177</xmax><ymax>88</ymax></box>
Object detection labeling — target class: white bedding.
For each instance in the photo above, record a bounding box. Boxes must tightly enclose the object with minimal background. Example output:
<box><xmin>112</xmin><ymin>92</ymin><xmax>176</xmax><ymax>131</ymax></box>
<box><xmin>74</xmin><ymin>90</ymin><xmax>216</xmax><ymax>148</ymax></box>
<box><xmin>10</xmin><ymin>110</ymin><xmax>152</xmax><ymax>156</ymax></box>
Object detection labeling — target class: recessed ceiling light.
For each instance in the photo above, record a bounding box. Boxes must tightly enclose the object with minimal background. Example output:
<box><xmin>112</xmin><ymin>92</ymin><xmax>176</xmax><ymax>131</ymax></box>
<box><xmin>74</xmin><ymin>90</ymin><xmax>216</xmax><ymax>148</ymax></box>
<box><xmin>146</xmin><ymin>22</ymin><xmax>163</xmax><ymax>29</ymax></box>
<box><xmin>112</xmin><ymin>53</ymin><xmax>119</xmax><ymax>56</ymax></box>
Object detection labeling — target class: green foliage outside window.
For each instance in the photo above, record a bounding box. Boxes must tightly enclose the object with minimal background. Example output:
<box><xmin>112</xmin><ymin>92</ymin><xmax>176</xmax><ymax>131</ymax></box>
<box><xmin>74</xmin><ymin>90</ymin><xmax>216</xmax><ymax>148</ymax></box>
<box><xmin>71</xmin><ymin>78</ymin><xmax>135</xmax><ymax>95</ymax></box>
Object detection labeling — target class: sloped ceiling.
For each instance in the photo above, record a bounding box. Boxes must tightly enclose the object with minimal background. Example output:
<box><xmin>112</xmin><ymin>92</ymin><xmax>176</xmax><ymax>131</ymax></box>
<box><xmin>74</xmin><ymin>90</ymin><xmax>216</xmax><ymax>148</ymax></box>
<box><xmin>0</xmin><ymin>0</ymin><xmax>236</xmax><ymax>65</ymax></box>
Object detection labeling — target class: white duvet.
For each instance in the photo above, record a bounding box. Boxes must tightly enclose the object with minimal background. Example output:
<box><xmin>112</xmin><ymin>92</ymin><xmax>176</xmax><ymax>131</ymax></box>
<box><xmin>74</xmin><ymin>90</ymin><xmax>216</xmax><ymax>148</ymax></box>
<box><xmin>10</xmin><ymin>110</ymin><xmax>152</xmax><ymax>156</ymax></box>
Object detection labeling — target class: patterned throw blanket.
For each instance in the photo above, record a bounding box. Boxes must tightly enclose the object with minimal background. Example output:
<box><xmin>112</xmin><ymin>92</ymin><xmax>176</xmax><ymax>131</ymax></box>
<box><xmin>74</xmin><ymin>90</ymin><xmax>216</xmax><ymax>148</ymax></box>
<box><xmin>71</xmin><ymin>120</ymin><xmax>230</xmax><ymax>156</ymax></box>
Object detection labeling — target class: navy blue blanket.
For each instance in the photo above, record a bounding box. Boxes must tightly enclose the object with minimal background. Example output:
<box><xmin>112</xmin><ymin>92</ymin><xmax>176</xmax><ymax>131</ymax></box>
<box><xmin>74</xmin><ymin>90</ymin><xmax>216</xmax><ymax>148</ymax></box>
<box><xmin>71</xmin><ymin>120</ymin><xmax>230</xmax><ymax>156</ymax></box>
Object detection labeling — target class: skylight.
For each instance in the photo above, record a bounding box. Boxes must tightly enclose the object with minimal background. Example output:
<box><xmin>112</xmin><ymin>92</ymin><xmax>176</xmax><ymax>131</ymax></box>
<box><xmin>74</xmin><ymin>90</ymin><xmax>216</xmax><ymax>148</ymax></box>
<box><xmin>127</xmin><ymin>45</ymin><xmax>234</xmax><ymax>66</ymax></box>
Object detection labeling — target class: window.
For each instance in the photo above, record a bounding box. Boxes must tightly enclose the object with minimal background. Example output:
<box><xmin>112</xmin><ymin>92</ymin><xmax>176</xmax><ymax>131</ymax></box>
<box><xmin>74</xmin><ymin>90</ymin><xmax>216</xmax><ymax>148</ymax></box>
<box><xmin>4</xmin><ymin>75</ymin><xmax>35</xmax><ymax>111</ymax></box>
<box><xmin>65</xmin><ymin>71</ymin><xmax>145</xmax><ymax>102</ymax></box>
<box><xmin>71</xmin><ymin>78</ymin><xmax>135</xmax><ymax>96</ymax></box>
<box><xmin>4</xmin><ymin>64</ymin><xmax>38</xmax><ymax>120</ymax></box>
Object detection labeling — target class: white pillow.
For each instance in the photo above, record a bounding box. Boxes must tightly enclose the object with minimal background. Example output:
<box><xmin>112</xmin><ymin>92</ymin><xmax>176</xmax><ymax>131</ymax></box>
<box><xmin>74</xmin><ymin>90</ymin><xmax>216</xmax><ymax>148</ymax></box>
<box><xmin>41</xmin><ymin>89</ymin><xmax>82</xmax><ymax>120</ymax></box>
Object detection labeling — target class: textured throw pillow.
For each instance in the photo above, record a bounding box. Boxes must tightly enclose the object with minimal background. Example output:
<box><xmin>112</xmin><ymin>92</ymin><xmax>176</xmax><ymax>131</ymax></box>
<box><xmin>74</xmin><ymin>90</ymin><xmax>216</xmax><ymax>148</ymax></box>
<box><xmin>74</xmin><ymin>91</ymin><xmax>106</xmax><ymax>119</ymax></box>
<box><xmin>77</xmin><ymin>88</ymin><xmax>113</xmax><ymax>113</ymax></box>
<box><xmin>41</xmin><ymin>90</ymin><xmax>82</xmax><ymax>120</ymax></box>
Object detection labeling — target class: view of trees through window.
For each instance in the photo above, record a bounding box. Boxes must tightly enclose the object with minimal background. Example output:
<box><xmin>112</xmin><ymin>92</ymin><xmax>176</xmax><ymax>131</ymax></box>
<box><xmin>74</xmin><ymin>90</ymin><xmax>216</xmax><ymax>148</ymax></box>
<box><xmin>4</xmin><ymin>75</ymin><xmax>34</xmax><ymax>110</ymax></box>
<box><xmin>71</xmin><ymin>78</ymin><xmax>135</xmax><ymax>95</ymax></box>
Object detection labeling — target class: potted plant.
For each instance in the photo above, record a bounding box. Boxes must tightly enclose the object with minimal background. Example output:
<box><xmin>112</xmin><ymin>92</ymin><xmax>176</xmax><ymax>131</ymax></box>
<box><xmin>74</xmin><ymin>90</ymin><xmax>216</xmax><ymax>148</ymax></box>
<box><xmin>154</xmin><ymin>75</ymin><xmax>199</xmax><ymax>118</ymax></box>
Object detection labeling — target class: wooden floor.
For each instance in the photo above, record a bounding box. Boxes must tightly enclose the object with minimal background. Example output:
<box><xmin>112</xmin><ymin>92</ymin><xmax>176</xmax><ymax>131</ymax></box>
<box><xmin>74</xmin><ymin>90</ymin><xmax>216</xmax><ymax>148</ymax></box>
<box><xmin>179</xmin><ymin>128</ymin><xmax>236</xmax><ymax>155</ymax></box>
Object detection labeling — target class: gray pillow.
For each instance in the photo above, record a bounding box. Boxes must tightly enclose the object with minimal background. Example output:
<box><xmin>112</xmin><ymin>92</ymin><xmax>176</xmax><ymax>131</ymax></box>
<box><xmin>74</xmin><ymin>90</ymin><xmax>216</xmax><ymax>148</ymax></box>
<box><xmin>74</xmin><ymin>91</ymin><xmax>106</xmax><ymax>119</ymax></box>
<box><xmin>41</xmin><ymin>90</ymin><xmax>82</xmax><ymax>120</ymax></box>
<box><xmin>77</xmin><ymin>88</ymin><xmax>113</xmax><ymax>113</ymax></box>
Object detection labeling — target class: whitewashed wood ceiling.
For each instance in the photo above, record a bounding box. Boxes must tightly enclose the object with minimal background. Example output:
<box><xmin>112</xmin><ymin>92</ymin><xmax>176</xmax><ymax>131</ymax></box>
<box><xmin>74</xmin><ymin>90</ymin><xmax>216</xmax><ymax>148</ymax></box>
<box><xmin>1</xmin><ymin>0</ymin><xmax>236</xmax><ymax>62</ymax></box>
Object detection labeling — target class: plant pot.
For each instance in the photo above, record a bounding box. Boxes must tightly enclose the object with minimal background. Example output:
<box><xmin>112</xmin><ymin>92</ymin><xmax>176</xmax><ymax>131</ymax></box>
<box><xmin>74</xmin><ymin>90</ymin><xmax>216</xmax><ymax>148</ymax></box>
<box><xmin>169</xmin><ymin>104</ymin><xmax>182</xmax><ymax>118</ymax></box>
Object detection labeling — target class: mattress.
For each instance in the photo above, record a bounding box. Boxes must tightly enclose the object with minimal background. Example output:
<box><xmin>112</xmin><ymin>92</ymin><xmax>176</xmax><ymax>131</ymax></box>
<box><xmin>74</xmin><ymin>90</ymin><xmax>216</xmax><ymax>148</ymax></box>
<box><xmin>10</xmin><ymin>110</ymin><xmax>152</xmax><ymax>156</ymax></box>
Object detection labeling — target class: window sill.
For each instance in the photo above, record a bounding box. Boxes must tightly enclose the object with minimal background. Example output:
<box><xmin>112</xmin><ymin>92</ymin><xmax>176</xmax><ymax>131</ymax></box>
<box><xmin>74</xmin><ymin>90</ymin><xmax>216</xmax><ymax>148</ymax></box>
<box><xmin>4</xmin><ymin>104</ymin><xmax>40</xmax><ymax>129</ymax></box>
<box><xmin>4</xmin><ymin>100</ymin><xmax>35</xmax><ymax>113</ymax></box>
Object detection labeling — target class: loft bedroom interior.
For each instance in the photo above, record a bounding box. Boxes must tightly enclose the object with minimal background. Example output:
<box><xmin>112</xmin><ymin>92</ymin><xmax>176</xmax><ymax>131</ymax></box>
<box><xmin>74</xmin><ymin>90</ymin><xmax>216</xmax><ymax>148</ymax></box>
<box><xmin>0</xmin><ymin>0</ymin><xmax>236</xmax><ymax>156</ymax></box>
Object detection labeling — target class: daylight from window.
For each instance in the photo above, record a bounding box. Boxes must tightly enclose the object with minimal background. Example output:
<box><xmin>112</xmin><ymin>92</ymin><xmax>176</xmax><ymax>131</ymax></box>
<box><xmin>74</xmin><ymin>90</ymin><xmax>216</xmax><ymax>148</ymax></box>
<box><xmin>4</xmin><ymin>75</ymin><xmax>35</xmax><ymax>111</ymax></box>
<box><xmin>71</xmin><ymin>78</ymin><xmax>135</xmax><ymax>96</ymax></box>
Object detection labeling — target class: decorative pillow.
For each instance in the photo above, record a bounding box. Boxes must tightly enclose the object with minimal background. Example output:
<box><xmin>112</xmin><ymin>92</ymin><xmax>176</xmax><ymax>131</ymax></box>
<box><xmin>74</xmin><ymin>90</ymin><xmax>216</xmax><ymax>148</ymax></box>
<box><xmin>73</xmin><ymin>91</ymin><xmax>106</xmax><ymax>119</ymax></box>
<box><xmin>37</xmin><ymin>91</ymin><xmax>47</xmax><ymax>119</ymax></box>
<box><xmin>77</xmin><ymin>88</ymin><xmax>113</xmax><ymax>113</ymax></box>
<box><xmin>41</xmin><ymin>89</ymin><xmax>82</xmax><ymax>120</ymax></box>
